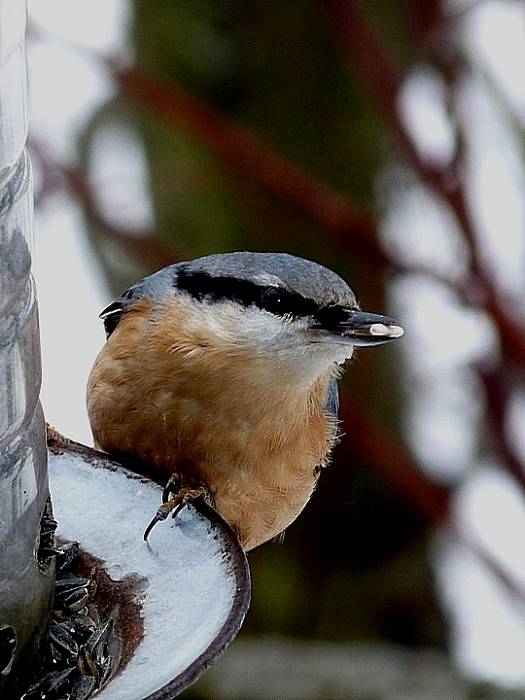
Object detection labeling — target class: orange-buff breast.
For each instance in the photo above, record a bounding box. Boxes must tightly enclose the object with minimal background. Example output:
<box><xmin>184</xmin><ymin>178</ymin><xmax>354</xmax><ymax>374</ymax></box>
<box><xmin>87</xmin><ymin>297</ymin><xmax>336</xmax><ymax>550</ymax></box>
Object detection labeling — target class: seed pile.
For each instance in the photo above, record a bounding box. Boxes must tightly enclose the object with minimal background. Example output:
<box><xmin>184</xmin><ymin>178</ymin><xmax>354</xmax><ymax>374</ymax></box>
<box><xmin>21</xmin><ymin>541</ymin><xmax>116</xmax><ymax>700</ymax></box>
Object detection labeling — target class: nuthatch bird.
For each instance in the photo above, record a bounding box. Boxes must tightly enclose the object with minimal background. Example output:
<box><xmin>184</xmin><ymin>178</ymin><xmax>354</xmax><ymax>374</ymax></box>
<box><xmin>87</xmin><ymin>252</ymin><xmax>404</xmax><ymax>551</ymax></box>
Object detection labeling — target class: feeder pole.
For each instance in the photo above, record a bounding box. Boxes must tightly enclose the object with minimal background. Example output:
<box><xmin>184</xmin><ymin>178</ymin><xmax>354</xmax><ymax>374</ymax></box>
<box><xmin>0</xmin><ymin>0</ymin><xmax>54</xmax><ymax>694</ymax></box>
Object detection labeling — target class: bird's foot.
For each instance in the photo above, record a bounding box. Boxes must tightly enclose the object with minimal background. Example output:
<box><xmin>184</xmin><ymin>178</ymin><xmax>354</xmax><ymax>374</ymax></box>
<box><xmin>144</xmin><ymin>484</ymin><xmax>208</xmax><ymax>541</ymax></box>
<box><xmin>162</xmin><ymin>473</ymin><xmax>184</xmax><ymax>503</ymax></box>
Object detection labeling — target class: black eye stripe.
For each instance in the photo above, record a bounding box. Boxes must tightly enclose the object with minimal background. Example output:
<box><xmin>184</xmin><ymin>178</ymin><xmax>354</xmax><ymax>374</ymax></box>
<box><xmin>101</xmin><ymin>268</ymin><xmax>357</xmax><ymax>339</ymax></box>
<box><xmin>314</xmin><ymin>304</ymin><xmax>354</xmax><ymax>331</ymax></box>
<box><xmin>175</xmin><ymin>269</ymin><xmax>318</xmax><ymax>318</ymax></box>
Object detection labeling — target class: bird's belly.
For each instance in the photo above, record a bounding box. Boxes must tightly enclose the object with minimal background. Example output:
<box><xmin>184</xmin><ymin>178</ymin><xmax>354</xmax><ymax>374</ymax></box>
<box><xmin>211</xmin><ymin>467</ymin><xmax>318</xmax><ymax>551</ymax></box>
<box><xmin>87</xmin><ymin>322</ymin><xmax>333</xmax><ymax>551</ymax></box>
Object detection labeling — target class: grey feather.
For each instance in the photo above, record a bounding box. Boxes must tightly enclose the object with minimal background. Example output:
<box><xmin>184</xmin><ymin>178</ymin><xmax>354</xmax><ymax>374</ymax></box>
<box><xmin>100</xmin><ymin>252</ymin><xmax>357</xmax><ymax>337</ymax></box>
<box><xmin>177</xmin><ymin>252</ymin><xmax>356</xmax><ymax>307</ymax></box>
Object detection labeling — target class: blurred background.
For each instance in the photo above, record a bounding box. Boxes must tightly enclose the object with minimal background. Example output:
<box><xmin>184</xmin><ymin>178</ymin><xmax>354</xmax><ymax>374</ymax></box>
<box><xmin>27</xmin><ymin>1</ymin><xmax>525</xmax><ymax>698</ymax></box>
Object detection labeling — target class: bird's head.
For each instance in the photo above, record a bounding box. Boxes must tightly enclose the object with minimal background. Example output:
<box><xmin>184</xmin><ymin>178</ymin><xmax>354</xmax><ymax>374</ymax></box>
<box><xmin>102</xmin><ymin>253</ymin><xmax>404</xmax><ymax>383</ymax></box>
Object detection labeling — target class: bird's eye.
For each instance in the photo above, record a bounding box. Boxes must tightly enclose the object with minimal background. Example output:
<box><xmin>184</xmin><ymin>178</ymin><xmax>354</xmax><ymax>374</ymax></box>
<box><xmin>261</xmin><ymin>287</ymin><xmax>286</xmax><ymax>313</ymax></box>
<box><xmin>257</xmin><ymin>286</ymin><xmax>318</xmax><ymax>318</ymax></box>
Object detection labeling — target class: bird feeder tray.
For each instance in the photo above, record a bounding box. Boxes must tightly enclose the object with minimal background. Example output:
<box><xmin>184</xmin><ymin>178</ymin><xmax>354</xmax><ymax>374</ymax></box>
<box><xmin>46</xmin><ymin>432</ymin><xmax>251</xmax><ymax>699</ymax></box>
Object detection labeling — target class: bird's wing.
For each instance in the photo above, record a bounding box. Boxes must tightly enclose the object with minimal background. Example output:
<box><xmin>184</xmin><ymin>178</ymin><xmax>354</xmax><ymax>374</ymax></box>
<box><xmin>99</xmin><ymin>299</ymin><xmax>126</xmax><ymax>338</ymax></box>
<box><xmin>99</xmin><ymin>265</ymin><xmax>181</xmax><ymax>338</ymax></box>
<box><xmin>323</xmin><ymin>376</ymin><xmax>339</xmax><ymax>422</ymax></box>
<box><xmin>312</xmin><ymin>377</ymin><xmax>340</xmax><ymax>477</ymax></box>
<box><xmin>99</xmin><ymin>288</ymin><xmax>139</xmax><ymax>338</ymax></box>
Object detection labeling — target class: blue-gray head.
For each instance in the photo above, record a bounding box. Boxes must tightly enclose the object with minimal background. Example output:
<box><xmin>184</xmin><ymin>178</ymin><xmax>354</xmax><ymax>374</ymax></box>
<box><xmin>101</xmin><ymin>252</ymin><xmax>404</xmax><ymax>372</ymax></box>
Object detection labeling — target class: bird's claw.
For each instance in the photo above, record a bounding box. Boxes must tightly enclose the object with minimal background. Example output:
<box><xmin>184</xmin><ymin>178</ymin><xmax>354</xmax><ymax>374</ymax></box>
<box><xmin>162</xmin><ymin>473</ymin><xmax>183</xmax><ymax>504</ymax></box>
<box><xmin>143</xmin><ymin>484</ymin><xmax>207</xmax><ymax>541</ymax></box>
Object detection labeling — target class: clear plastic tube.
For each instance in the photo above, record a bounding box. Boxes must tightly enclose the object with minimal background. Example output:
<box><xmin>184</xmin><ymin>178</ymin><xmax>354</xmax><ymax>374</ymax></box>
<box><xmin>0</xmin><ymin>0</ymin><xmax>54</xmax><ymax>693</ymax></box>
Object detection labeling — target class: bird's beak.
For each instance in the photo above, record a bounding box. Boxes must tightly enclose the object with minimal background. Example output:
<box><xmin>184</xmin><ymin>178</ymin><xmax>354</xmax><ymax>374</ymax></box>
<box><xmin>337</xmin><ymin>309</ymin><xmax>404</xmax><ymax>346</ymax></box>
<box><xmin>315</xmin><ymin>307</ymin><xmax>404</xmax><ymax>347</ymax></box>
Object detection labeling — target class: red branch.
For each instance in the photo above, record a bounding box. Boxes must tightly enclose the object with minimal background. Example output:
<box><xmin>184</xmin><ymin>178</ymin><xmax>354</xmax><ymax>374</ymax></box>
<box><xmin>313</xmin><ymin>4</ymin><xmax>525</xmax><ymax>610</ymax></box>
<box><xmin>29</xmin><ymin>140</ymin><xmax>179</xmax><ymax>270</ymax></box>
<box><xmin>28</xmin><ymin>24</ymin><xmax>387</xmax><ymax>266</ymax></box>
<box><xmin>319</xmin><ymin>0</ymin><xmax>525</xmax><ymax>365</ymax></box>
<box><xmin>65</xmin><ymin>167</ymin><xmax>179</xmax><ymax>269</ymax></box>
<box><xmin>478</xmin><ymin>365</ymin><xmax>525</xmax><ymax>490</ymax></box>
<box><xmin>319</xmin><ymin>0</ymin><xmax>430</xmax><ymax>172</ymax></box>
<box><xmin>110</xmin><ymin>60</ymin><xmax>387</xmax><ymax>268</ymax></box>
